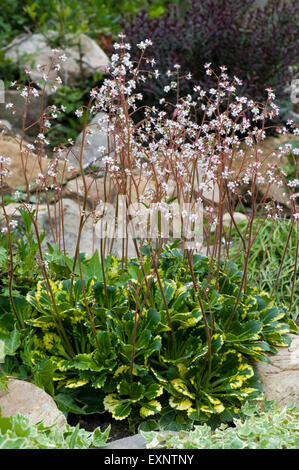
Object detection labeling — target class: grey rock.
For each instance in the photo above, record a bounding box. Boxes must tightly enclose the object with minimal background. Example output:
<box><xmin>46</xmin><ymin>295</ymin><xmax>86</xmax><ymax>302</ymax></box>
<box><xmin>68</xmin><ymin>112</ymin><xmax>114</xmax><ymax>170</ymax></box>
<box><xmin>37</xmin><ymin>198</ymin><xmax>98</xmax><ymax>258</ymax></box>
<box><xmin>255</xmin><ymin>334</ymin><xmax>299</xmax><ymax>407</ymax></box>
<box><xmin>222</xmin><ymin>212</ymin><xmax>248</xmax><ymax>226</ymax></box>
<box><xmin>0</xmin><ymin>378</ymin><xmax>67</xmax><ymax>428</ymax></box>
<box><xmin>0</xmin><ymin>90</ymin><xmax>46</xmax><ymax>137</ymax></box>
<box><xmin>0</xmin><ymin>119</ymin><xmax>12</xmax><ymax>134</ymax></box>
<box><xmin>5</xmin><ymin>32</ymin><xmax>110</xmax><ymax>94</ymax></box>
<box><xmin>37</xmin><ymin>198</ymin><xmax>137</xmax><ymax>259</ymax></box>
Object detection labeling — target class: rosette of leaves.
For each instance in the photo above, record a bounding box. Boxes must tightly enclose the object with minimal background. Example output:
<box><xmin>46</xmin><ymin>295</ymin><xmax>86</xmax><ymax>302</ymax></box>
<box><xmin>22</xmin><ymin>245</ymin><xmax>297</xmax><ymax>431</ymax></box>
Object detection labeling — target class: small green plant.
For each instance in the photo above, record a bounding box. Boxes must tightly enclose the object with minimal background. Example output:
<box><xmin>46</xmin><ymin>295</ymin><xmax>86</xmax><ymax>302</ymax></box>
<box><xmin>0</xmin><ymin>413</ymin><xmax>110</xmax><ymax>449</ymax></box>
<box><xmin>229</xmin><ymin>218</ymin><xmax>299</xmax><ymax>322</ymax></box>
<box><xmin>141</xmin><ymin>401</ymin><xmax>299</xmax><ymax>449</ymax></box>
<box><xmin>0</xmin><ymin>209</ymin><xmax>44</xmax><ymax>297</ymax></box>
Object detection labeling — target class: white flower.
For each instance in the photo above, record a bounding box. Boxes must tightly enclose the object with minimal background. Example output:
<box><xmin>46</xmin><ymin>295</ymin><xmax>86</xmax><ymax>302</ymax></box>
<box><xmin>110</xmin><ymin>165</ymin><xmax>119</xmax><ymax>172</ymax></box>
<box><xmin>20</xmin><ymin>88</ymin><xmax>28</xmax><ymax>98</ymax></box>
<box><xmin>31</xmin><ymin>88</ymin><xmax>39</xmax><ymax>97</ymax></box>
<box><xmin>9</xmin><ymin>219</ymin><xmax>18</xmax><ymax>229</ymax></box>
<box><xmin>26</xmin><ymin>144</ymin><xmax>35</xmax><ymax>150</ymax></box>
<box><xmin>97</xmin><ymin>146</ymin><xmax>107</xmax><ymax>155</ymax></box>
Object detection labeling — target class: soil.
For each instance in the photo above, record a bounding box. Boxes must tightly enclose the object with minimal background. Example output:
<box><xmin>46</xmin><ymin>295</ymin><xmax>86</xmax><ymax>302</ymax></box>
<box><xmin>67</xmin><ymin>411</ymin><xmax>133</xmax><ymax>443</ymax></box>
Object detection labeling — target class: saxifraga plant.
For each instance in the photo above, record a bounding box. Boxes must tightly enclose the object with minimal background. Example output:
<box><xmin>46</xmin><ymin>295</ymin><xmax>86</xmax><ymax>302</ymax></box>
<box><xmin>0</xmin><ymin>35</ymin><xmax>298</xmax><ymax>430</ymax></box>
<box><xmin>16</xmin><ymin>246</ymin><xmax>299</xmax><ymax>431</ymax></box>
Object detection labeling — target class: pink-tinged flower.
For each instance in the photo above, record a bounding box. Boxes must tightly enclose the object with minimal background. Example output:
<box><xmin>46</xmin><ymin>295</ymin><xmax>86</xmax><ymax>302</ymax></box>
<box><xmin>26</xmin><ymin>144</ymin><xmax>35</xmax><ymax>150</ymax></box>
<box><xmin>110</xmin><ymin>165</ymin><xmax>119</xmax><ymax>172</ymax></box>
<box><xmin>20</xmin><ymin>88</ymin><xmax>29</xmax><ymax>98</ymax></box>
<box><xmin>75</xmin><ymin>109</ymin><xmax>83</xmax><ymax>118</ymax></box>
<box><xmin>31</xmin><ymin>88</ymin><xmax>39</xmax><ymax>97</ymax></box>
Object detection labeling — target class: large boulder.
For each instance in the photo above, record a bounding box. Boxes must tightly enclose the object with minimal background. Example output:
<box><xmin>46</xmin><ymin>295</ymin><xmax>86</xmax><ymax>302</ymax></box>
<box><xmin>0</xmin><ymin>378</ymin><xmax>67</xmax><ymax>428</ymax></box>
<box><xmin>37</xmin><ymin>198</ymin><xmax>99</xmax><ymax>258</ymax></box>
<box><xmin>37</xmin><ymin>198</ymin><xmax>138</xmax><ymax>259</ymax></box>
<box><xmin>4</xmin><ymin>32</ymin><xmax>110</xmax><ymax>93</ymax></box>
<box><xmin>0</xmin><ymin>90</ymin><xmax>46</xmax><ymax>138</ymax></box>
<box><xmin>68</xmin><ymin>112</ymin><xmax>114</xmax><ymax>170</ymax></box>
<box><xmin>62</xmin><ymin>175</ymin><xmax>117</xmax><ymax>208</ymax></box>
<box><xmin>255</xmin><ymin>334</ymin><xmax>299</xmax><ymax>407</ymax></box>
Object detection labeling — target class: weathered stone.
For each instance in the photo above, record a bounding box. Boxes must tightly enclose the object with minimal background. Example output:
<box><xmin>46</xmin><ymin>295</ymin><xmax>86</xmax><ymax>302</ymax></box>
<box><xmin>0</xmin><ymin>119</ymin><xmax>12</xmax><ymax>135</ymax></box>
<box><xmin>4</xmin><ymin>33</ymin><xmax>110</xmax><ymax>94</ymax></box>
<box><xmin>0</xmin><ymin>378</ymin><xmax>67</xmax><ymax>428</ymax></box>
<box><xmin>255</xmin><ymin>334</ymin><xmax>299</xmax><ymax>407</ymax></box>
<box><xmin>68</xmin><ymin>112</ymin><xmax>114</xmax><ymax>170</ymax></box>
<box><xmin>37</xmin><ymin>198</ymin><xmax>106</xmax><ymax>258</ymax></box>
<box><xmin>222</xmin><ymin>212</ymin><xmax>248</xmax><ymax>226</ymax></box>
<box><xmin>62</xmin><ymin>175</ymin><xmax>117</xmax><ymax>208</ymax></box>
<box><xmin>0</xmin><ymin>135</ymin><xmax>78</xmax><ymax>192</ymax></box>
<box><xmin>36</xmin><ymin>197</ymin><xmax>139</xmax><ymax>258</ymax></box>
<box><xmin>0</xmin><ymin>90</ymin><xmax>46</xmax><ymax>137</ymax></box>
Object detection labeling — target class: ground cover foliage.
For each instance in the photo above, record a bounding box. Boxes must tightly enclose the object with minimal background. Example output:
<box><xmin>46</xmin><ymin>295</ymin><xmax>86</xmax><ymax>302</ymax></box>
<box><xmin>142</xmin><ymin>400</ymin><xmax>299</xmax><ymax>449</ymax></box>
<box><xmin>0</xmin><ymin>377</ymin><xmax>110</xmax><ymax>449</ymax></box>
